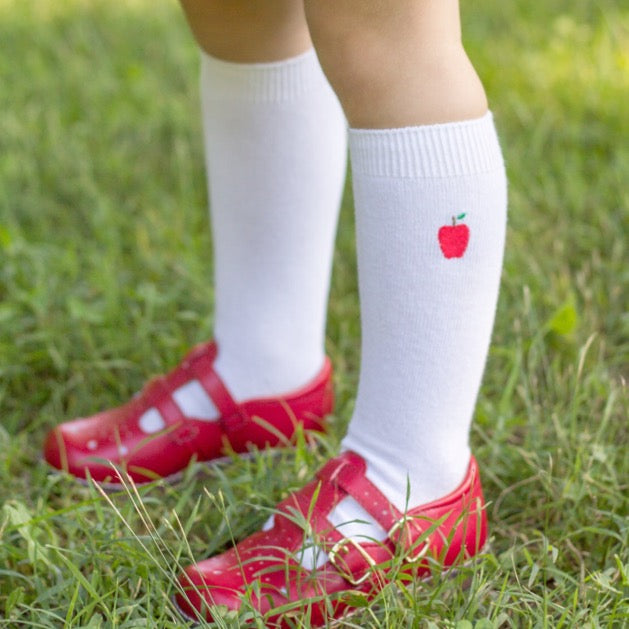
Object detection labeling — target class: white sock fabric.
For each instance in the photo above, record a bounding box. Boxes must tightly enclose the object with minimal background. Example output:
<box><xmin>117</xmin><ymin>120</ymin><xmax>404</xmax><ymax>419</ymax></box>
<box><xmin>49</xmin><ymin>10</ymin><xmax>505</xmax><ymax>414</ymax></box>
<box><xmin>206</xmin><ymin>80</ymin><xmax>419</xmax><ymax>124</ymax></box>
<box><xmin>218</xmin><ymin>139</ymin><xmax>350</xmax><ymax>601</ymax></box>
<box><xmin>137</xmin><ymin>50</ymin><xmax>346</xmax><ymax>432</ymax></box>
<box><xmin>328</xmin><ymin>113</ymin><xmax>507</xmax><ymax>542</ymax></box>
<box><xmin>201</xmin><ymin>49</ymin><xmax>347</xmax><ymax>402</ymax></box>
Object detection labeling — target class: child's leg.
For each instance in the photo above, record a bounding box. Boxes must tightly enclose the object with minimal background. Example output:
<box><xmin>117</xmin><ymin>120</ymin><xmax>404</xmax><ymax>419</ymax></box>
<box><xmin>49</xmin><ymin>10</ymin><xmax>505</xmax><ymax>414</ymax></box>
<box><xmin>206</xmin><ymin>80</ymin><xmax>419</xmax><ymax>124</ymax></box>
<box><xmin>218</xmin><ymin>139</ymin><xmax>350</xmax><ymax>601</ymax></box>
<box><xmin>177</xmin><ymin>0</ymin><xmax>506</xmax><ymax>620</ymax></box>
<box><xmin>43</xmin><ymin>1</ymin><xmax>346</xmax><ymax>484</ymax></box>
<box><xmin>180</xmin><ymin>0</ymin><xmax>347</xmax><ymax>402</ymax></box>
<box><xmin>305</xmin><ymin>0</ymin><xmax>506</xmax><ymax>528</ymax></box>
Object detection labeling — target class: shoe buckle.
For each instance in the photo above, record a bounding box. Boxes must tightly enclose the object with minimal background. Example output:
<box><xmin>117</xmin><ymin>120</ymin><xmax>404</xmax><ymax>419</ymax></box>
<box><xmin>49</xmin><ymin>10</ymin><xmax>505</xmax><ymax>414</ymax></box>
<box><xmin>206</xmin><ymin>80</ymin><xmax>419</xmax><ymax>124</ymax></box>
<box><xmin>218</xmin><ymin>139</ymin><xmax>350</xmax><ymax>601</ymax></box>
<box><xmin>387</xmin><ymin>518</ymin><xmax>429</xmax><ymax>564</ymax></box>
<box><xmin>329</xmin><ymin>538</ymin><xmax>376</xmax><ymax>586</ymax></box>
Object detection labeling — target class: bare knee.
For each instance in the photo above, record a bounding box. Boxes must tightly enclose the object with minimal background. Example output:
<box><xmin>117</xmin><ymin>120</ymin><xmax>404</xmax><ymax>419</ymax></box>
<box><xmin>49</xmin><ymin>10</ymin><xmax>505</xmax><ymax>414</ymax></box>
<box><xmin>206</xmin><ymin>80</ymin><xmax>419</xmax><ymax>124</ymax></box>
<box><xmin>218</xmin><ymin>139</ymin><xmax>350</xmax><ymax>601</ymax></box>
<box><xmin>179</xmin><ymin>0</ymin><xmax>310</xmax><ymax>62</ymax></box>
<box><xmin>304</xmin><ymin>0</ymin><xmax>487</xmax><ymax>127</ymax></box>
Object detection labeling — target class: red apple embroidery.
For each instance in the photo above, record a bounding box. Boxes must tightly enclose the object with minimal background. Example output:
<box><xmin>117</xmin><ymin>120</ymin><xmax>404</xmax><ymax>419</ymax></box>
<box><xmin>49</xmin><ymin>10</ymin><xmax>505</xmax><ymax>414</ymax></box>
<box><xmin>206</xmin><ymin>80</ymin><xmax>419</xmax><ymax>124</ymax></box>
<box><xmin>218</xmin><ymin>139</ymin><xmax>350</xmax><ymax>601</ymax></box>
<box><xmin>438</xmin><ymin>213</ymin><xmax>470</xmax><ymax>259</ymax></box>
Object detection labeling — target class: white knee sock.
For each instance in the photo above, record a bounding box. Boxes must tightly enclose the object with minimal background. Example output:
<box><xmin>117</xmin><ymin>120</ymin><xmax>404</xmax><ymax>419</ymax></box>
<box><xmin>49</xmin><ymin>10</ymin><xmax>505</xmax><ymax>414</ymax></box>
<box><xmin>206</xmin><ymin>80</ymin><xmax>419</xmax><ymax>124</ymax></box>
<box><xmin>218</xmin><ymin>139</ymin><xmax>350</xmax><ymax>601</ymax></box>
<box><xmin>200</xmin><ymin>50</ymin><xmax>347</xmax><ymax>403</ymax></box>
<box><xmin>328</xmin><ymin>113</ymin><xmax>507</xmax><ymax>541</ymax></box>
<box><xmin>138</xmin><ymin>51</ymin><xmax>346</xmax><ymax>432</ymax></box>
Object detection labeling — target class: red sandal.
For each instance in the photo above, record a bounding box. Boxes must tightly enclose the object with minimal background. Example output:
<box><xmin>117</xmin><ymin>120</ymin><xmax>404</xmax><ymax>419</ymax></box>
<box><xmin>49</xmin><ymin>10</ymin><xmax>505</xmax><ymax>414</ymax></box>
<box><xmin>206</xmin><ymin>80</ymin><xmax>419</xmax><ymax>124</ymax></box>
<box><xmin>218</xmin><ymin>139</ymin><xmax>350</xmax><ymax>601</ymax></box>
<box><xmin>175</xmin><ymin>451</ymin><xmax>488</xmax><ymax>626</ymax></box>
<box><xmin>43</xmin><ymin>342</ymin><xmax>333</xmax><ymax>485</ymax></box>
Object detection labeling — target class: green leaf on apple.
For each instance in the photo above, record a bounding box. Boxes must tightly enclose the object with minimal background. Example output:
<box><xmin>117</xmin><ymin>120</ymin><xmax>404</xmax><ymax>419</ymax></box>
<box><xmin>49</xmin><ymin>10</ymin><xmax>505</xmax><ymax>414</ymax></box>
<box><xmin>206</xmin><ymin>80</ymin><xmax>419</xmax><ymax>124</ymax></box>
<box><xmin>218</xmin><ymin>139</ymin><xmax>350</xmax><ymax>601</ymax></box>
<box><xmin>457</xmin><ymin>213</ymin><xmax>466</xmax><ymax>220</ymax></box>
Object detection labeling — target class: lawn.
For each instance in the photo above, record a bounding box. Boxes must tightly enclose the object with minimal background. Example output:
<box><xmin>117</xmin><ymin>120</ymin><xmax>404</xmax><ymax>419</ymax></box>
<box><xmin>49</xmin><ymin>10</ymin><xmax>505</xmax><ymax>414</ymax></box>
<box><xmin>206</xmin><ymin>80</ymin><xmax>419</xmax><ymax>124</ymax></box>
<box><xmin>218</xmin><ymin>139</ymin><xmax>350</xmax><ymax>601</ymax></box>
<box><xmin>0</xmin><ymin>0</ymin><xmax>627</xmax><ymax>626</ymax></box>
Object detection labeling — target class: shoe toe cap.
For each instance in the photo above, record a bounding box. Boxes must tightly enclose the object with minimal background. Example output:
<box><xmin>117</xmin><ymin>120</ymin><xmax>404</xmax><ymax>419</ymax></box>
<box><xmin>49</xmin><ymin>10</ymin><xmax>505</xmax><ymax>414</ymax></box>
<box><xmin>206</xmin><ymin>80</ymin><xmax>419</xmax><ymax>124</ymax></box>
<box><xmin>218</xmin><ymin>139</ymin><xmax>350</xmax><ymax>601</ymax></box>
<box><xmin>175</xmin><ymin>564</ymin><xmax>243</xmax><ymax>621</ymax></box>
<box><xmin>43</xmin><ymin>417</ymin><xmax>121</xmax><ymax>482</ymax></box>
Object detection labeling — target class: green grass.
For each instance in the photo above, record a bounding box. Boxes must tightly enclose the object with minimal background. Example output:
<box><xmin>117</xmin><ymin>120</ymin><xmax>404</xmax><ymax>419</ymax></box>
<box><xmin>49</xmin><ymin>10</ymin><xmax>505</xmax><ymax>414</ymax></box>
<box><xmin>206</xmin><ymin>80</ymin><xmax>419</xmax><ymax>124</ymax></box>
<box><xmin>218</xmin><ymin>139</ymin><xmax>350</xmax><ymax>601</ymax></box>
<box><xmin>1</xmin><ymin>0</ymin><xmax>627</xmax><ymax>626</ymax></box>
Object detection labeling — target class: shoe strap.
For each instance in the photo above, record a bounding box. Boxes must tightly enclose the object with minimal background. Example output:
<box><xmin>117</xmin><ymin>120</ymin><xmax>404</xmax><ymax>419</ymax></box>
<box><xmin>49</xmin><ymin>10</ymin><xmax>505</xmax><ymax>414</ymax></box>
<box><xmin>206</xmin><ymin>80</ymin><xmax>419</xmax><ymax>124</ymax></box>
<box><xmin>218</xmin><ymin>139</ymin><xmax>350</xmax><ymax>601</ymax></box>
<box><xmin>141</xmin><ymin>342</ymin><xmax>247</xmax><ymax>431</ymax></box>
<box><xmin>325</xmin><ymin>456</ymin><xmax>481</xmax><ymax>584</ymax></box>
<box><xmin>316</xmin><ymin>453</ymin><xmax>480</xmax><ymax>584</ymax></box>
<box><xmin>316</xmin><ymin>451</ymin><xmax>403</xmax><ymax>531</ymax></box>
<box><xmin>143</xmin><ymin>376</ymin><xmax>187</xmax><ymax>427</ymax></box>
<box><xmin>271</xmin><ymin>452</ymin><xmax>417</xmax><ymax>587</ymax></box>
<box><xmin>180</xmin><ymin>342</ymin><xmax>249</xmax><ymax>432</ymax></box>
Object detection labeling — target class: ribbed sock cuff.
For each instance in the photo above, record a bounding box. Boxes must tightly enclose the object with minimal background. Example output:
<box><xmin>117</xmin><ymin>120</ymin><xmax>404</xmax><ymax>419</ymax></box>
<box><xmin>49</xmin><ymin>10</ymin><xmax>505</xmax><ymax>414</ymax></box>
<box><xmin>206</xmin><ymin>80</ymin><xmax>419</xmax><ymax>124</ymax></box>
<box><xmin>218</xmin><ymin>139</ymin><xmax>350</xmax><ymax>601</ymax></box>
<box><xmin>200</xmin><ymin>48</ymin><xmax>329</xmax><ymax>102</ymax></box>
<box><xmin>349</xmin><ymin>112</ymin><xmax>504</xmax><ymax>178</ymax></box>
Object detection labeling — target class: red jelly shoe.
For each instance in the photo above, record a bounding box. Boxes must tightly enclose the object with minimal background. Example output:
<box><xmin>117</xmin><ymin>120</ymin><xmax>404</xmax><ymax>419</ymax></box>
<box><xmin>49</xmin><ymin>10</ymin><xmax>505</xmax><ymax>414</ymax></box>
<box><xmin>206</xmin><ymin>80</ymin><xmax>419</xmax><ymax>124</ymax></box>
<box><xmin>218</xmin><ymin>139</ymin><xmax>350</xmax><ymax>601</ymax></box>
<box><xmin>175</xmin><ymin>452</ymin><xmax>488</xmax><ymax>627</ymax></box>
<box><xmin>43</xmin><ymin>342</ymin><xmax>333</xmax><ymax>485</ymax></box>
